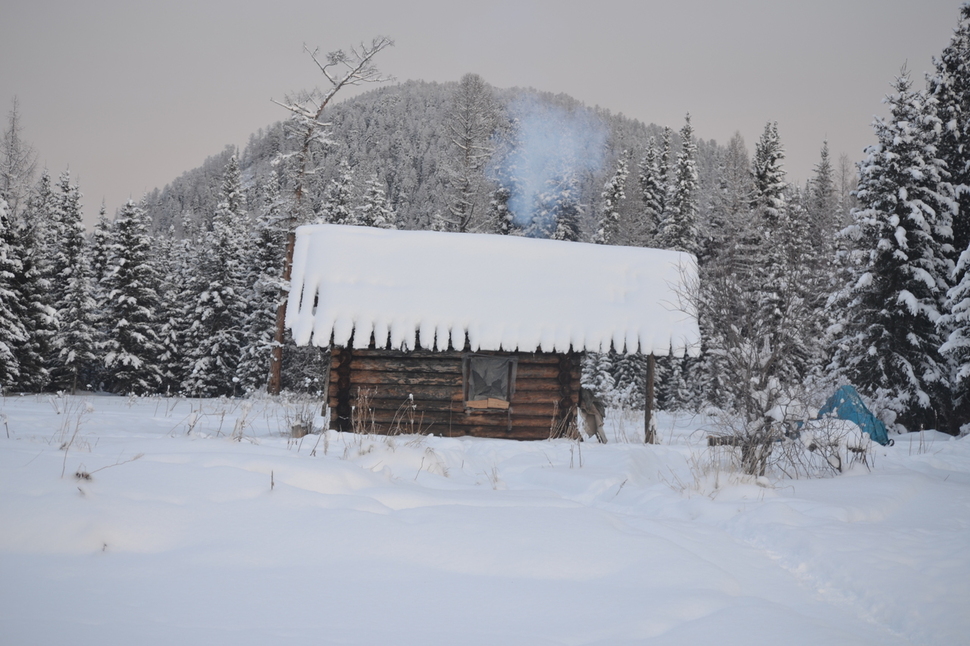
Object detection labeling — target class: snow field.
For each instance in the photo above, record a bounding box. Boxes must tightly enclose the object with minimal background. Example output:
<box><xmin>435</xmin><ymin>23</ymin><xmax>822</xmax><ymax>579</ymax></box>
<box><xmin>1</xmin><ymin>395</ymin><xmax>967</xmax><ymax>645</ymax></box>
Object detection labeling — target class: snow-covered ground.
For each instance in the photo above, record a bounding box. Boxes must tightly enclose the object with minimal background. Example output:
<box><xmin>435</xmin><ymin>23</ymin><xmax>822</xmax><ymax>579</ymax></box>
<box><xmin>1</xmin><ymin>395</ymin><xmax>967</xmax><ymax>645</ymax></box>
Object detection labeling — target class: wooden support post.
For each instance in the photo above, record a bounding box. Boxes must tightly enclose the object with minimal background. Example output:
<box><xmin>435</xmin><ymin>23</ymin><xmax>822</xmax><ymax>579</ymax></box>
<box><xmin>644</xmin><ymin>353</ymin><xmax>656</xmax><ymax>444</ymax></box>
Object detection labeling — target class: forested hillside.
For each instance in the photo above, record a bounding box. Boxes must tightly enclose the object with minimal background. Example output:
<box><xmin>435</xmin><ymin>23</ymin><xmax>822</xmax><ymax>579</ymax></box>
<box><xmin>141</xmin><ymin>79</ymin><xmax>725</xmax><ymax>242</ymax></box>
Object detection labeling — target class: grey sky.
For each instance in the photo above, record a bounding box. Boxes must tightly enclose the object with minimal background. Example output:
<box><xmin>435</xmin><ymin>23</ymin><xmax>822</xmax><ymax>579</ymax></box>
<box><xmin>0</xmin><ymin>0</ymin><xmax>963</xmax><ymax>225</ymax></box>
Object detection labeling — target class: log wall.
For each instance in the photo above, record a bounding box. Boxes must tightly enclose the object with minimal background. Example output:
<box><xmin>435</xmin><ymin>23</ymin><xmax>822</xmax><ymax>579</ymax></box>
<box><xmin>327</xmin><ymin>348</ymin><xmax>581</xmax><ymax>440</ymax></box>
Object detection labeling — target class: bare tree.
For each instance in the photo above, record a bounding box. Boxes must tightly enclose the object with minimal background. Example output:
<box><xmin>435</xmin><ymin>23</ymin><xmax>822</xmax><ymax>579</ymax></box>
<box><xmin>267</xmin><ymin>36</ymin><xmax>394</xmax><ymax>395</ymax></box>
<box><xmin>444</xmin><ymin>73</ymin><xmax>497</xmax><ymax>232</ymax></box>
<box><xmin>0</xmin><ymin>97</ymin><xmax>37</xmax><ymax>217</ymax></box>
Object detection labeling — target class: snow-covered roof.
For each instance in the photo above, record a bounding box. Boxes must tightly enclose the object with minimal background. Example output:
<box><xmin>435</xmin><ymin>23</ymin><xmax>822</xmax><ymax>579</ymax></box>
<box><xmin>286</xmin><ymin>224</ymin><xmax>701</xmax><ymax>356</ymax></box>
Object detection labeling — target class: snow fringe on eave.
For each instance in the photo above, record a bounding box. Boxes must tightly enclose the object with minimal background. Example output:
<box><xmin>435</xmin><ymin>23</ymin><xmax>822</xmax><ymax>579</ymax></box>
<box><xmin>286</xmin><ymin>224</ymin><xmax>701</xmax><ymax>357</ymax></box>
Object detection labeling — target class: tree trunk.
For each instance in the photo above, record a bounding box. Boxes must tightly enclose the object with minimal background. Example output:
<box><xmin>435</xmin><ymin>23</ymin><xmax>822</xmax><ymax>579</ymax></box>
<box><xmin>267</xmin><ymin>230</ymin><xmax>296</xmax><ymax>395</ymax></box>
<box><xmin>644</xmin><ymin>353</ymin><xmax>656</xmax><ymax>443</ymax></box>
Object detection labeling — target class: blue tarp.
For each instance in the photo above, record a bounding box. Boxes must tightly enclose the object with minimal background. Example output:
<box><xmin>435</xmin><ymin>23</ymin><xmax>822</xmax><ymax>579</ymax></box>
<box><xmin>817</xmin><ymin>385</ymin><xmax>891</xmax><ymax>446</ymax></box>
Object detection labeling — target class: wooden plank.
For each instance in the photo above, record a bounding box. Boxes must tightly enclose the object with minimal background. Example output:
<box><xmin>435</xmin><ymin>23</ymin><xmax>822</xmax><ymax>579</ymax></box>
<box><xmin>464</xmin><ymin>398</ymin><xmax>510</xmax><ymax>410</ymax></box>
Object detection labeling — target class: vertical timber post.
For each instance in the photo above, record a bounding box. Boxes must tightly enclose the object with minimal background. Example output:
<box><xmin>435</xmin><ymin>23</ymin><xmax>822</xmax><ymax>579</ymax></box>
<box><xmin>644</xmin><ymin>354</ymin><xmax>656</xmax><ymax>444</ymax></box>
<box><xmin>267</xmin><ymin>230</ymin><xmax>297</xmax><ymax>396</ymax></box>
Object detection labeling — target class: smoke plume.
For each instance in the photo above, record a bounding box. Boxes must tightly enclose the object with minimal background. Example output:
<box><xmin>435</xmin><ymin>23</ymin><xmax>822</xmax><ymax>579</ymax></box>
<box><xmin>489</xmin><ymin>95</ymin><xmax>608</xmax><ymax>235</ymax></box>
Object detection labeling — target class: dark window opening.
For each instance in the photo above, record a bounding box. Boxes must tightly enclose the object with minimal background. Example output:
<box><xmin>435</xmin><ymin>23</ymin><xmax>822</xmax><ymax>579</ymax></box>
<box><xmin>463</xmin><ymin>354</ymin><xmax>517</xmax><ymax>410</ymax></box>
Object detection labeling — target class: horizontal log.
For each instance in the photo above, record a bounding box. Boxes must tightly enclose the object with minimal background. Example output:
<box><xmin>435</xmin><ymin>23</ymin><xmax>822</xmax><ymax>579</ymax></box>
<box><xmin>354</xmin><ymin>410</ymin><xmax>559</xmax><ymax>428</ymax></box>
<box><xmin>331</xmin><ymin>388</ymin><xmax>578</xmax><ymax>408</ymax></box>
<box><xmin>515</xmin><ymin>390</ymin><xmax>573</xmax><ymax>405</ymax></box>
<box><xmin>338</xmin><ymin>399</ymin><xmax>560</xmax><ymax>418</ymax></box>
<box><xmin>349</xmin><ymin>370</ymin><xmax>463</xmax><ymax>387</ymax></box>
<box><xmin>331</xmin><ymin>357</ymin><xmax>578</xmax><ymax>377</ymax></box>
<box><xmin>513</xmin><ymin>378</ymin><xmax>565</xmax><ymax>392</ymax></box>
<box><xmin>330</xmin><ymin>383</ymin><xmax>463</xmax><ymax>402</ymax></box>
<box><xmin>329</xmin><ymin>419</ymin><xmax>558</xmax><ymax>440</ymax></box>
<box><xmin>335</xmin><ymin>348</ymin><xmax>572</xmax><ymax>365</ymax></box>
<box><xmin>339</xmin><ymin>357</ymin><xmax>464</xmax><ymax>374</ymax></box>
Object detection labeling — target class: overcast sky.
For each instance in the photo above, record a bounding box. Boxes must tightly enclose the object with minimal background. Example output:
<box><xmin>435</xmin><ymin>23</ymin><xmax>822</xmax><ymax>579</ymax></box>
<box><xmin>0</xmin><ymin>0</ymin><xmax>963</xmax><ymax>225</ymax></box>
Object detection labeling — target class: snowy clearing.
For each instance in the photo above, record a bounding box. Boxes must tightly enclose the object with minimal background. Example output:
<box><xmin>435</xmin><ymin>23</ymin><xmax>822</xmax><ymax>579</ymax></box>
<box><xmin>1</xmin><ymin>395</ymin><xmax>967</xmax><ymax>645</ymax></box>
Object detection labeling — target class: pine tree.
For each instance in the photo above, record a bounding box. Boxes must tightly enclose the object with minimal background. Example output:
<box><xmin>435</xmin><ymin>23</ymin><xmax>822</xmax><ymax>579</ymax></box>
<box><xmin>0</xmin><ymin>197</ymin><xmax>26</xmax><ymax>388</ymax></box>
<box><xmin>593</xmin><ymin>155</ymin><xmax>628</xmax><ymax>245</ymax></box>
<box><xmin>581</xmin><ymin>351</ymin><xmax>615</xmax><ymax>408</ymax></box>
<box><xmin>356</xmin><ymin>173</ymin><xmax>395</xmax><ymax>228</ymax></box>
<box><xmin>90</xmin><ymin>204</ymin><xmax>112</xmax><ymax>286</ymax></box>
<box><xmin>11</xmin><ymin>172</ymin><xmax>57</xmax><ymax>391</ymax></box>
<box><xmin>156</xmin><ymin>222</ymin><xmax>192</xmax><ymax>394</ymax></box>
<box><xmin>928</xmin><ymin>4</ymin><xmax>970</xmax><ymax>271</ymax></box>
<box><xmin>182</xmin><ymin>157</ymin><xmax>249</xmax><ymax>397</ymax></box>
<box><xmin>317</xmin><ymin>159</ymin><xmax>356</xmax><ymax>225</ymax></box>
<box><xmin>547</xmin><ymin>175</ymin><xmax>582</xmax><ymax>242</ymax></box>
<box><xmin>238</xmin><ymin>172</ymin><xmax>287</xmax><ymax>393</ymax></box>
<box><xmin>612</xmin><ymin>352</ymin><xmax>647</xmax><ymax>409</ymax></box>
<box><xmin>486</xmin><ymin>186</ymin><xmax>515</xmax><ymax>235</ymax></box>
<box><xmin>102</xmin><ymin>200</ymin><xmax>164</xmax><ymax>394</ymax></box>
<box><xmin>808</xmin><ymin>141</ymin><xmax>838</xmax><ymax>252</ymax></box>
<box><xmin>830</xmin><ymin>73</ymin><xmax>954</xmax><ymax>431</ymax></box>
<box><xmin>637</xmin><ymin>139</ymin><xmax>665</xmax><ymax>244</ymax></box>
<box><xmin>657</xmin><ymin>115</ymin><xmax>699</xmax><ymax>255</ymax></box>
<box><xmin>48</xmin><ymin>171</ymin><xmax>97</xmax><ymax>392</ymax></box>
<box><xmin>929</xmin><ymin>4</ymin><xmax>970</xmax><ymax>429</ymax></box>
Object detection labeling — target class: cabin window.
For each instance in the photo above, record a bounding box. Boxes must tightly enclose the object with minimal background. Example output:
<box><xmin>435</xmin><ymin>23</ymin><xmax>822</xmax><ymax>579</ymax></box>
<box><xmin>463</xmin><ymin>354</ymin><xmax>517</xmax><ymax>410</ymax></box>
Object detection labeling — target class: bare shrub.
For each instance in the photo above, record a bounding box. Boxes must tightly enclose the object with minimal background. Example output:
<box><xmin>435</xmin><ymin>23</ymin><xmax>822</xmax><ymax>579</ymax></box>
<box><xmin>282</xmin><ymin>394</ymin><xmax>320</xmax><ymax>438</ymax></box>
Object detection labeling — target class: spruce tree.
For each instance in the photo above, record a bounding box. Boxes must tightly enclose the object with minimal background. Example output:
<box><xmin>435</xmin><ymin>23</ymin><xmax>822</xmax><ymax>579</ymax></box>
<box><xmin>0</xmin><ymin>197</ymin><xmax>26</xmax><ymax>388</ymax></box>
<box><xmin>929</xmin><ymin>4</ymin><xmax>970</xmax><ymax>428</ymax></box>
<box><xmin>11</xmin><ymin>172</ymin><xmax>57</xmax><ymax>391</ymax></box>
<box><xmin>317</xmin><ymin>159</ymin><xmax>356</xmax><ymax>225</ymax></box>
<box><xmin>156</xmin><ymin>222</ymin><xmax>192</xmax><ymax>394</ymax></box>
<box><xmin>637</xmin><ymin>139</ymin><xmax>665</xmax><ymax>244</ymax></box>
<box><xmin>102</xmin><ymin>200</ymin><xmax>164</xmax><ymax>394</ymax></box>
<box><xmin>49</xmin><ymin>172</ymin><xmax>97</xmax><ymax>392</ymax></box>
<box><xmin>356</xmin><ymin>173</ymin><xmax>395</xmax><ymax>228</ymax></box>
<box><xmin>238</xmin><ymin>172</ymin><xmax>287</xmax><ymax>393</ymax></box>
<box><xmin>830</xmin><ymin>73</ymin><xmax>954</xmax><ymax>431</ymax></box>
<box><xmin>657</xmin><ymin>115</ymin><xmax>699</xmax><ymax>255</ymax></box>
<box><xmin>593</xmin><ymin>155</ymin><xmax>628</xmax><ymax>245</ymax></box>
<box><xmin>928</xmin><ymin>4</ymin><xmax>970</xmax><ymax>270</ymax></box>
<box><xmin>182</xmin><ymin>157</ymin><xmax>249</xmax><ymax>397</ymax></box>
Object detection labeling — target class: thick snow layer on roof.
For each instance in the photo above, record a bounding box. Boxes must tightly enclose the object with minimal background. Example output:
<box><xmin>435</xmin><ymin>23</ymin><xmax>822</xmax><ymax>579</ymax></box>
<box><xmin>286</xmin><ymin>224</ymin><xmax>700</xmax><ymax>355</ymax></box>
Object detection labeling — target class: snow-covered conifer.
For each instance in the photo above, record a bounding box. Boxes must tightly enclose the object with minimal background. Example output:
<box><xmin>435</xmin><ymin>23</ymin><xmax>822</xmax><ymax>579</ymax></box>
<box><xmin>237</xmin><ymin>172</ymin><xmax>287</xmax><ymax>393</ymax></box>
<box><xmin>0</xmin><ymin>197</ymin><xmax>26</xmax><ymax>387</ymax></box>
<box><xmin>637</xmin><ymin>139</ymin><xmax>665</xmax><ymax>244</ymax></box>
<box><xmin>317</xmin><ymin>159</ymin><xmax>356</xmax><ymax>225</ymax></box>
<box><xmin>357</xmin><ymin>173</ymin><xmax>395</xmax><ymax>228</ymax></box>
<box><xmin>657</xmin><ymin>115</ymin><xmax>699</xmax><ymax>255</ymax></box>
<box><xmin>593</xmin><ymin>155</ymin><xmax>628</xmax><ymax>245</ymax></box>
<box><xmin>11</xmin><ymin>172</ymin><xmax>57</xmax><ymax>391</ymax></box>
<box><xmin>181</xmin><ymin>157</ymin><xmax>249</xmax><ymax>397</ymax></box>
<box><xmin>830</xmin><ymin>73</ymin><xmax>954</xmax><ymax>431</ymax></box>
<box><xmin>48</xmin><ymin>171</ymin><xmax>97</xmax><ymax>392</ymax></box>
<box><xmin>102</xmin><ymin>199</ymin><xmax>164</xmax><ymax>394</ymax></box>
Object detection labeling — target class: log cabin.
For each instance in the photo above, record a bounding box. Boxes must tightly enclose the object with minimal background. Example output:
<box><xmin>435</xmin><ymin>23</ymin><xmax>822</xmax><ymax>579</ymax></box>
<box><xmin>285</xmin><ymin>224</ymin><xmax>700</xmax><ymax>440</ymax></box>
